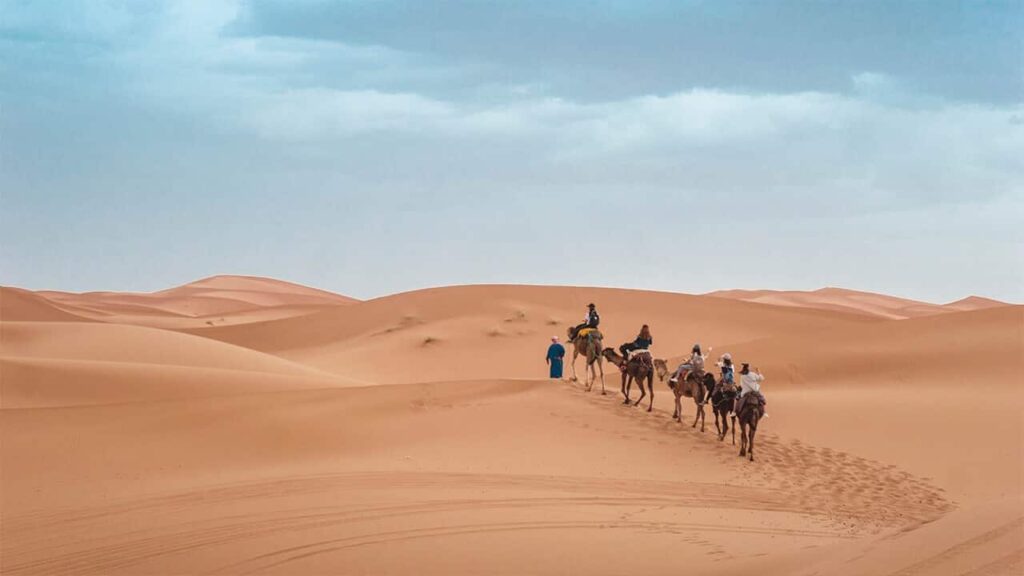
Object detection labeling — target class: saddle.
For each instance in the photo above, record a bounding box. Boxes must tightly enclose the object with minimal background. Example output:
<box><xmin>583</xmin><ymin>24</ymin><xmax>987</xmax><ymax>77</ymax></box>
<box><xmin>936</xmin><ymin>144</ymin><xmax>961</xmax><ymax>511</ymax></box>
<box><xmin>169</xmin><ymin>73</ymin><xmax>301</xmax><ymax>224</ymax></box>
<box><xmin>738</xmin><ymin>391</ymin><xmax>767</xmax><ymax>413</ymax></box>
<box><xmin>712</xmin><ymin>386</ymin><xmax>737</xmax><ymax>408</ymax></box>
<box><xmin>685</xmin><ymin>369</ymin><xmax>705</xmax><ymax>382</ymax></box>
<box><xmin>576</xmin><ymin>328</ymin><xmax>601</xmax><ymax>340</ymax></box>
<box><xmin>627</xmin><ymin>350</ymin><xmax>653</xmax><ymax>370</ymax></box>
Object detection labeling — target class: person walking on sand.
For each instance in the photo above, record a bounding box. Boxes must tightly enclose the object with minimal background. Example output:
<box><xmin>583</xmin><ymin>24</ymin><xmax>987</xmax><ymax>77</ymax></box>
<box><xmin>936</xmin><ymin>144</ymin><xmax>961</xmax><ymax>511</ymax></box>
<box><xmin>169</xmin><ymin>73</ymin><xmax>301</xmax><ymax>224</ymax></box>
<box><xmin>546</xmin><ymin>336</ymin><xmax>566</xmax><ymax>379</ymax></box>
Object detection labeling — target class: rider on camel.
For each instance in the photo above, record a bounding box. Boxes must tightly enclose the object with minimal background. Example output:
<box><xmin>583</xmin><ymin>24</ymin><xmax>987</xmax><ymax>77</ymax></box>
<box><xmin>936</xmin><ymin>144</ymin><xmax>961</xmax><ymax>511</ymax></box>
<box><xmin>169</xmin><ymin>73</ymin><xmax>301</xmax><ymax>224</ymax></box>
<box><xmin>669</xmin><ymin>343</ymin><xmax>706</xmax><ymax>385</ymax></box>
<box><xmin>618</xmin><ymin>325</ymin><xmax>653</xmax><ymax>371</ymax></box>
<box><xmin>712</xmin><ymin>353</ymin><xmax>736</xmax><ymax>397</ymax></box>
<box><xmin>734</xmin><ymin>363</ymin><xmax>766</xmax><ymax>414</ymax></box>
<box><xmin>569</xmin><ymin>303</ymin><xmax>600</xmax><ymax>341</ymax></box>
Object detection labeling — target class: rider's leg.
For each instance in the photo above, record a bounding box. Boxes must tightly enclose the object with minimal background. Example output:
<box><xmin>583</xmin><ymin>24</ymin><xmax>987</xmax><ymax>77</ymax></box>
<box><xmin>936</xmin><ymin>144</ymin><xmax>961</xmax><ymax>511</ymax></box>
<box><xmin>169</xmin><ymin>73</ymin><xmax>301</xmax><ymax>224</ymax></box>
<box><xmin>670</xmin><ymin>363</ymin><xmax>690</xmax><ymax>383</ymax></box>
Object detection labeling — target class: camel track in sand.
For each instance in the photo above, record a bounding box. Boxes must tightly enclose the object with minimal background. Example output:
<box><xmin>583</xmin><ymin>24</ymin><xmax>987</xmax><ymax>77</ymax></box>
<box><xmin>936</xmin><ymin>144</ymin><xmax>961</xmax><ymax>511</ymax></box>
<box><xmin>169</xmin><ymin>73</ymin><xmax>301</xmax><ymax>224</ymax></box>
<box><xmin>565</xmin><ymin>380</ymin><xmax>952</xmax><ymax>526</ymax></box>
<box><xmin>3</xmin><ymin>472</ymin><xmax>858</xmax><ymax>575</ymax></box>
<box><xmin>887</xmin><ymin>517</ymin><xmax>1024</xmax><ymax>576</ymax></box>
<box><xmin>3</xmin><ymin>381</ymin><xmax>954</xmax><ymax>576</ymax></box>
<box><xmin>5</xmin><ymin>428</ymin><xmax>952</xmax><ymax>576</ymax></box>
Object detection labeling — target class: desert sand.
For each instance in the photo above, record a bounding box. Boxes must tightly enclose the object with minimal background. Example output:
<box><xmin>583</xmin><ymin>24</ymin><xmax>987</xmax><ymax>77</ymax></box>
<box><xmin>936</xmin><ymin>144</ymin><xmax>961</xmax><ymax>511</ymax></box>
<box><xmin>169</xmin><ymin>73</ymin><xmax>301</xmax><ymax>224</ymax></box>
<box><xmin>2</xmin><ymin>276</ymin><xmax>1021</xmax><ymax>575</ymax></box>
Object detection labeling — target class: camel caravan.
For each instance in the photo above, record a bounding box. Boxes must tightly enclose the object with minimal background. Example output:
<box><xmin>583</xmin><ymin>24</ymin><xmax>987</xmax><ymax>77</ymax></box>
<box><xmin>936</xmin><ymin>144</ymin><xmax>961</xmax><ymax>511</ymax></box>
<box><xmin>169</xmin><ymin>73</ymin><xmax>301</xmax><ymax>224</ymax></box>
<box><xmin>566</xmin><ymin>303</ymin><xmax>768</xmax><ymax>461</ymax></box>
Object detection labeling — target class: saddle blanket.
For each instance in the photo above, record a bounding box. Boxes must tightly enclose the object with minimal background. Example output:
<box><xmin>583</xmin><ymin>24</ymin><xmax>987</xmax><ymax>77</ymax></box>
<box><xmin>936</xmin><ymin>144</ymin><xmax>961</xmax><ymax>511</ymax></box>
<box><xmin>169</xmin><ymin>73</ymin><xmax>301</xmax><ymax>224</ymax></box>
<box><xmin>627</xmin><ymin>349</ymin><xmax>652</xmax><ymax>359</ymax></box>
<box><xmin>739</xmin><ymin>391</ymin><xmax>767</xmax><ymax>406</ymax></box>
<box><xmin>577</xmin><ymin>328</ymin><xmax>601</xmax><ymax>339</ymax></box>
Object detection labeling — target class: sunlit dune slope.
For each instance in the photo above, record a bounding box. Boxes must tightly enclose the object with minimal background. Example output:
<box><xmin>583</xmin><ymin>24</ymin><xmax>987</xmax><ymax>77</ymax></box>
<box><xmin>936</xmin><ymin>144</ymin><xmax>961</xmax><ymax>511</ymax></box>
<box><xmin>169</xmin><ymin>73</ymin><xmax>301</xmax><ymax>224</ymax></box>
<box><xmin>183</xmin><ymin>284</ymin><xmax>883</xmax><ymax>383</ymax></box>
<box><xmin>706</xmin><ymin>287</ymin><xmax>958</xmax><ymax>319</ymax></box>
<box><xmin>38</xmin><ymin>274</ymin><xmax>358</xmax><ymax>321</ymax></box>
<box><xmin>0</xmin><ymin>321</ymin><xmax>336</xmax><ymax>377</ymax></box>
<box><xmin>725</xmin><ymin>305</ymin><xmax>1023</xmax><ymax>388</ymax></box>
<box><xmin>0</xmin><ymin>287</ymin><xmax>92</xmax><ymax>322</ymax></box>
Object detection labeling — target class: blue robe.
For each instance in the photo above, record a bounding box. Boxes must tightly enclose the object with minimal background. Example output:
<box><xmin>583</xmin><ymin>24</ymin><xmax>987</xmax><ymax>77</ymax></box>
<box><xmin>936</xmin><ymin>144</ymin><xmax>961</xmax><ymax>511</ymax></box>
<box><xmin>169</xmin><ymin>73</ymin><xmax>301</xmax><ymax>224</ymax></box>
<box><xmin>546</xmin><ymin>343</ymin><xmax>566</xmax><ymax>378</ymax></box>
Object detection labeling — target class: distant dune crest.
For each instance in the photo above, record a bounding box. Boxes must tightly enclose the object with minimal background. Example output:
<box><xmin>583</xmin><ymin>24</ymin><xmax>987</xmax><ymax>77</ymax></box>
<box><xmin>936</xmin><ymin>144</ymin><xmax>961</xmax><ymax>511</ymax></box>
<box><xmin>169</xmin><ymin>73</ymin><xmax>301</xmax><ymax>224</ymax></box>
<box><xmin>4</xmin><ymin>275</ymin><xmax>359</xmax><ymax>329</ymax></box>
<box><xmin>705</xmin><ymin>286</ymin><xmax>1009</xmax><ymax>320</ymax></box>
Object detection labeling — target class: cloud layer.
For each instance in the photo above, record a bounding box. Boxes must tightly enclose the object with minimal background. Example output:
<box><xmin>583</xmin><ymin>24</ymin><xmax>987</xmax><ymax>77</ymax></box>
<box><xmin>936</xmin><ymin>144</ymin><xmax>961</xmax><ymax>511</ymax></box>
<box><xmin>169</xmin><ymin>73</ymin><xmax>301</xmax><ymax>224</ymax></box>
<box><xmin>1</xmin><ymin>0</ymin><xmax>1021</xmax><ymax>301</ymax></box>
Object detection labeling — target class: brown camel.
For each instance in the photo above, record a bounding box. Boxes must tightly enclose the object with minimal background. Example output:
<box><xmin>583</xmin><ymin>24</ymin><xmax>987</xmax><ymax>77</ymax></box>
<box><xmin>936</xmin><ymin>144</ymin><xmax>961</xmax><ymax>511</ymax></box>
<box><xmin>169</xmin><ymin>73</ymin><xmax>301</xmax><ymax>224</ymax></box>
<box><xmin>654</xmin><ymin>359</ymin><xmax>711</xmax><ymax>432</ymax></box>
<box><xmin>601</xmin><ymin>348</ymin><xmax>655</xmax><ymax>411</ymax></box>
<box><xmin>737</xmin><ymin>395</ymin><xmax>764</xmax><ymax>461</ymax></box>
<box><xmin>709</xmin><ymin>380</ymin><xmax>738</xmax><ymax>444</ymax></box>
<box><xmin>567</xmin><ymin>327</ymin><xmax>606</xmax><ymax>394</ymax></box>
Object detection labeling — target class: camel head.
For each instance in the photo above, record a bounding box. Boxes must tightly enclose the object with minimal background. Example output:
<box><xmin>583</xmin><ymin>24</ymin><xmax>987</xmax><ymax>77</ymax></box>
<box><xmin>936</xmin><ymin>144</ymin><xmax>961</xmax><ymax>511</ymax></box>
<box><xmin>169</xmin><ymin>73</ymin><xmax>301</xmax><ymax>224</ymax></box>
<box><xmin>703</xmin><ymin>372</ymin><xmax>717</xmax><ymax>388</ymax></box>
<box><xmin>653</xmin><ymin>359</ymin><xmax>669</xmax><ymax>381</ymax></box>
<box><xmin>566</xmin><ymin>326</ymin><xmax>575</xmax><ymax>341</ymax></box>
<box><xmin>601</xmin><ymin>347</ymin><xmax>624</xmax><ymax>367</ymax></box>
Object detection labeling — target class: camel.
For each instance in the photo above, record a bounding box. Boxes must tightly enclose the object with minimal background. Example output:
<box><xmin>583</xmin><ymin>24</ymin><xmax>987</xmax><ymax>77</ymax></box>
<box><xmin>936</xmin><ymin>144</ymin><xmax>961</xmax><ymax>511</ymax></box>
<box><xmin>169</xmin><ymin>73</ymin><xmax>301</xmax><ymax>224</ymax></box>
<box><xmin>737</xmin><ymin>395</ymin><xmax>764</xmax><ymax>461</ymax></box>
<box><xmin>654</xmin><ymin>359</ymin><xmax>713</xmax><ymax>432</ymax></box>
<box><xmin>567</xmin><ymin>327</ymin><xmax>606</xmax><ymax>394</ymax></box>
<box><xmin>601</xmin><ymin>348</ymin><xmax>655</xmax><ymax>411</ymax></box>
<box><xmin>709</xmin><ymin>380</ymin><xmax>738</xmax><ymax>444</ymax></box>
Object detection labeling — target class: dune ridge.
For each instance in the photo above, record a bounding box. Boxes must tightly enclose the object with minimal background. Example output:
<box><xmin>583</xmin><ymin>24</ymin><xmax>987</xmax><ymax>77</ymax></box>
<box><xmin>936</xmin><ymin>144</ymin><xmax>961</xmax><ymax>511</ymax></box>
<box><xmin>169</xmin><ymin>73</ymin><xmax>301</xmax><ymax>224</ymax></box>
<box><xmin>707</xmin><ymin>286</ymin><xmax>1011</xmax><ymax>320</ymax></box>
<box><xmin>0</xmin><ymin>287</ymin><xmax>94</xmax><ymax>323</ymax></box>
<box><xmin>34</xmin><ymin>275</ymin><xmax>358</xmax><ymax>327</ymax></box>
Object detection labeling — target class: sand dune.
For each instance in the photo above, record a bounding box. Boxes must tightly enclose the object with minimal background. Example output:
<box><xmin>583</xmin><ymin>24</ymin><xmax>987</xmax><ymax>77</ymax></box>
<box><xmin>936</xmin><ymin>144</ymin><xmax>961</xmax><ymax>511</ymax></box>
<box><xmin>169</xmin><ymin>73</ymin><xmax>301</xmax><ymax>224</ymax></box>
<box><xmin>1</xmin><ymin>380</ymin><xmax>953</xmax><ymax>575</ymax></box>
<box><xmin>944</xmin><ymin>295</ymin><xmax>1010</xmax><ymax>312</ymax></box>
<box><xmin>722</xmin><ymin>305</ymin><xmax>1023</xmax><ymax>388</ymax></box>
<box><xmin>0</xmin><ymin>287</ymin><xmax>93</xmax><ymax>322</ymax></box>
<box><xmin>2</xmin><ymin>278</ymin><xmax>1020</xmax><ymax>575</ymax></box>
<box><xmin>707</xmin><ymin>286</ymin><xmax>1010</xmax><ymax>320</ymax></box>
<box><xmin>39</xmin><ymin>274</ymin><xmax>358</xmax><ymax>323</ymax></box>
<box><xmin>1</xmin><ymin>321</ymin><xmax>332</xmax><ymax>376</ymax></box>
<box><xmin>0</xmin><ymin>357</ymin><xmax>361</xmax><ymax>409</ymax></box>
<box><xmin>184</xmin><ymin>284</ymin><xmax>883</xmax><ymax>383</ymax></box>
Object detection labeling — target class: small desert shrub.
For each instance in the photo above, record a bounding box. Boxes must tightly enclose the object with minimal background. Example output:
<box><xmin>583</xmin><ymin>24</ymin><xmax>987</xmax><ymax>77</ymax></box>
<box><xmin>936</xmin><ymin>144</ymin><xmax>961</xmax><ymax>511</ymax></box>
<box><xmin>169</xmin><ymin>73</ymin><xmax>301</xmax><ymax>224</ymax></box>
<box><xmin>505</xmin><ymin>309</ymin><xmax>528</xmax><ymax>323</ymax></box>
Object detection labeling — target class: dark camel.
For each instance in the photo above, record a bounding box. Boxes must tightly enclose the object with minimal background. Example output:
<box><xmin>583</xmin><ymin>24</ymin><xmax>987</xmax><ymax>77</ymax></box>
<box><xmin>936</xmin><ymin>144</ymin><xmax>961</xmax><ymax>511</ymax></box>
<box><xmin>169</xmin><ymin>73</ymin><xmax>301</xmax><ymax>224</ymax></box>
<box><xmin>709</xmin><ymin>381</ymin><xmax>738</xmax><ymax>444</ymax></box>
<box><xmin>737</xmin><ymin>395</ymin><xmax>764</xmax><ymax>461</ymax></box>
<box><xmin>601</xmin><ymin>348</ymin><xmax>655</xmax><ymax>411</ymax></box>
<box><xmin>567</xmin><ymin>327</ymin><xmax>606</xmax><ymax>394</ymax></box>
<box><xmin>654</xmin><ymin>359</ymin><xmax>713</xmax><ymax>432</ymax></box>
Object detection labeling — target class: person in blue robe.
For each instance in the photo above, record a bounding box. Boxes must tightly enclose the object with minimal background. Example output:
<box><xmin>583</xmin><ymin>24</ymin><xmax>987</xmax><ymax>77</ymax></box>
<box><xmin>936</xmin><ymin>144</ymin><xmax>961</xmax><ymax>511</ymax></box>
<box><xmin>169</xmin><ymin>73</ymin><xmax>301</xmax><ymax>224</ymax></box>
<box><xmin>546</xmin><ymin>337</ymin><xmax>566</xmax><ymax>378</ymax></box>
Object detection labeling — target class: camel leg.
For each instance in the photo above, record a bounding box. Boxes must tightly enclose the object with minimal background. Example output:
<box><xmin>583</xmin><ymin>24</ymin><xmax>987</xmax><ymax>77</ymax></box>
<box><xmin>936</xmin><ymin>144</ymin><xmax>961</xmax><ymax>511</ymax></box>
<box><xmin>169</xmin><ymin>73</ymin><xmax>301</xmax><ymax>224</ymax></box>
<box><xmin>748</xmin><ymin>422</ymin><xmax>757</xmax><ymax>461</ymax></box>
<box><xmin>739</xmin><ymin>422</ymin><xmax>747</xmax><ymax>457</ymax></box>
<box><xmin>633</xmin><ymin>374</ymin><xmax>646</xmax><ymax>407</ymax></box>
<box><xmin>597</xmin><ymin>360</ymin><xmax>606</xmax><ymax>395</ymax></box>
<box><xmin>621</xmin><ymin>372</ymin><xmax>630</xmax><ymax>404</ymax></box>
<box><xmin>570</xmin><ymin>350</ymin><xmax>579</xmax><ymax>383</ymax></box>
<box><xmin>673</xmin><ymin>393</ymin><xmax>681</xmax><ymax>421</ymax></box>
<box><xmin>646</xmin><ymin>376</ymin><xmax>654</xmax><ymax>412</ymax></box>
<box><xmin>731</xmin><ymin>415</ymin><xmax>736</xmax><ymax>445</ymax></box>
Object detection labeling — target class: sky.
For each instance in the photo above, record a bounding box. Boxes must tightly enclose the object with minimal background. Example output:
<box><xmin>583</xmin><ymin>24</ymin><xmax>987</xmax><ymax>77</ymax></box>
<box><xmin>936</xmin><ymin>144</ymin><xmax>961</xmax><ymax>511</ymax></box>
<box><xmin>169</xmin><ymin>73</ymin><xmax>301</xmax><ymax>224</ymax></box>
<box><xmin>2</xmin><ymin>0</ymin><xmax>1022</xmax><ymax>303</ymax></box>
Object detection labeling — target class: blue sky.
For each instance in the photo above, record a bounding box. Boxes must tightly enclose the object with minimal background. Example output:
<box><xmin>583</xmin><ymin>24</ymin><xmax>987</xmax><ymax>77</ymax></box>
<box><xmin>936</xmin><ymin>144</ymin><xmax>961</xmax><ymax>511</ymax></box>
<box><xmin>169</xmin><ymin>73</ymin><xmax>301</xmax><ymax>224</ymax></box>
<box><xmin>2</xmin><ymin>0</ymin><xmax>1022</xmax><ymax>302</ymax></box>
